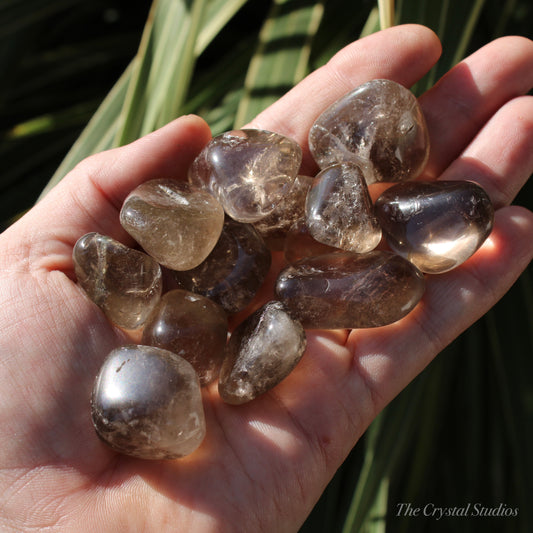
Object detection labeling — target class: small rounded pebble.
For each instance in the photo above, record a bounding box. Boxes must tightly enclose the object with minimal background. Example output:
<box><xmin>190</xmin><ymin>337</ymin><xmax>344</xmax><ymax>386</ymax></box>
<box><xmin>305</xmin><ymin>163</ymin><xmax>382</xmax><ymax>253</ymax></box>
<box><xmin>120</xmin><ymin>179</ymin><xmax>224</xmax><ymax>271</ymax></box>
<box><xmin>142</xmin><ymin>289</ymin><xmax>228</xmax><ymax>385</ymax></box>
<box><xmin>309</xmin><ymin>79</ymin><xmax>429</xmax><ymax>184</ymax></box>
<box><xmin>174</xmin><ymin>218</ymin><xmax>271</xmax><ymax>314</ymax></box>
<box><xmin>219</xmin><ymin>301</ymin><xmax>307</xmax><ymax>404</ymax></box>
<box><xmin>375</xmin><ymin>180</ymin><xmax>494</xmax><ymax>273</ymax></box>
<box><xmin>91</xmin><ymin>345</ymin><xmax>206</xmax><ymax>460</ymax></box>
<box><xmin>253</xmin><ymin>175</ymin><xmax>314</xmax><ymax>250</ymax></box>
<box><xmin>188</xmin><ymin>129</ymin><xmax>302</xmax><ymax>223</ymax></box>
<box><xmin>73</xmin><ymin>232</ymin><xmax>162</xmax><ymax>329</ymax></box>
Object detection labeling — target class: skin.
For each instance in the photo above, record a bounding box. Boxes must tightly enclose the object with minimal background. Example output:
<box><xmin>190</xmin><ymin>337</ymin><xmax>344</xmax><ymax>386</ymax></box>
<box><xmin>0</xmin><ymin>24</ymin><xmax>532</xmax><ymax>532</ymax></box>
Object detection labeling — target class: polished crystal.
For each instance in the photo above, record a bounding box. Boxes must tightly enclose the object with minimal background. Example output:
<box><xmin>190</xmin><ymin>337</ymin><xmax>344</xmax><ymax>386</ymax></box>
<box><xmin>218</xmin><ymin>301</ymin><xmax>306</xmax><ymax>404</ymax></box>
<box><xmin>309</xmin><ymin>79</ymin><xmax>429</xmax><ymax>184</ymax></box>
<box><xmin>276</xmin><ymin>251</ymin><xmax>425</xmax><ymax>328</ymax></box>
<box><xmin>142</xmin><ymin>289</ymin><xmax>228</xmax><ymax>385</ymax></box>
<box><xmin>253</xmin><ymin>175</ymin><xmax>313</xmax><ymax>250</ymax></box>
<box><xmin>91</xmin><ymin>345</ymin><xmax>205</xmax><ymax>460</ymax></box>
<box><xmin>188</xmin><ymin>129</ymin><xmax>302</xmax><ymax>223</ymax></box>
<box><xmin>305</xmin><ymin>163</ymin><xmax>381</xmax><ymax>253</ymax></box>
<box><xmin>120</xmin><ymin>179</ymin><xmax>224</xmax><ymax>270</ymax></box>
<box><xmin>174</xmin><ymin>218</ymin><xmax>271</xmax><ymax>314</ymax></box>
<box><xmin>73</xmin><ymin>232</ymin><xmax>162</xmax><ymax>329</ymax></box>
<box><xmin>375</xmin><ymin>180</ymin><xmax>494</xmax><ymax>273</ymax></box>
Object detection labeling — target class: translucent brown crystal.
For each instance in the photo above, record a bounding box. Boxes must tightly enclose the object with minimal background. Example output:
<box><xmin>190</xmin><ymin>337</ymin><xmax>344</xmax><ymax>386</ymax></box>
<box><xmin>141</xmin><ymin>289</ymin><xmax>228</xmax><ymax>385</ymax></box>
<box><xmin>305</xmin><ymin>163</ymin><xmax>382</xmax><ymax>253</ymax></box>
<box><xmin>308</xmin><ymin>79</ymin><xmax>429</xmax><ymax>184</ymax></box>
<box><xmin>253</xmin><ymin>175</ymin><xmax>314</xmax><ymax>250</ymax></box>
<box><xmin>276</xmin><ymin>251</ymin><xmax>425</xmax><ymax>329</ymax></box>
<box><xmin>91</xmin><ymin>345</ymin><xmax>205</xmax><ymax>460</ymax></box>
<box><xmin>120</xmin><ymin>179</ymin><xmax>224</xmax><ymax>271</ymax></box>
<box><xmin>375</xmin><ymin>180</ymin><xmax>494</xmax><ymax>274</ymax></box>
<box><xmin>73</xmin><ymin>232</ymin><xmax>162</xmax><ymax>329</ymax></box>
<box><xmin>218</xmin><ymin>301</ymin><xmax>306</xmax><ymax>404</ymax></box>
<box><xmin>284</xmin><ymin>220</ymin><xmax>340</xmax><ymax>264</ymax></box>
<box><xmin>174</xmin><ymin>218</ymin><xmax>271</xmax><ymax>314</ymax></box>
<box><xmin>188</xmin><ymin>129</ymin><xmax>302</xmax><ymax>223</ymax></box>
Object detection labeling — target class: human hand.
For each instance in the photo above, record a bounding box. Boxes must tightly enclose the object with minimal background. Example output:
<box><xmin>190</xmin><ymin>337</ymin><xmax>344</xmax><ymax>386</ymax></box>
<box><xmin>0</xmin><ymin>24</ymin><xmax>532</xmax><ymax>532</ymax></box>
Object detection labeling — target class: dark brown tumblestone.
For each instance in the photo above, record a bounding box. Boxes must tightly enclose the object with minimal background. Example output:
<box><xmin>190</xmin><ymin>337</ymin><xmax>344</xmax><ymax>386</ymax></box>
<box><xmin>91</xmin><ymin>345</ymin><xmax>205</xmax><ymax>460</ymax></box>
<box><xmin>375</xmin><ymin>180</ymin><xmax>494</xmax><ymax>273</ymax></box>
<box><xmin>305</xmin><ymin>163</ymin><xmax>382</xmax><ymax>253</ymax></box>
<box><xmin>142</xmin><ymin>289</ymin><xmax>228</xmax><ymax>385</ymax></box>
<box><xmin>275</xmin><ymin>251</ymin><xmax>425</xmax><ymax>329</ymax></box>
<box><xmin>218</xmin><ymin>301</ymin><xmax>306</xmax><ymax>404</ymax></box>
<box><xmin>73</xmin><ymin>232</ymin><xmax>162</xmax><ymax>329</ymax></box>
<box><xmin>188</xmin><ymin>129</ymin><xmax>302</xmax><ymax>223</ymax></box>
<box><xmin>174</xmin><ymin>218</ymin><xmax>271</xmax><ymax>314</ymax></box>
<box><xmin>308</xmin><ymin>79</ymin><xmax>429</xmax><ymax>184</ymax></box>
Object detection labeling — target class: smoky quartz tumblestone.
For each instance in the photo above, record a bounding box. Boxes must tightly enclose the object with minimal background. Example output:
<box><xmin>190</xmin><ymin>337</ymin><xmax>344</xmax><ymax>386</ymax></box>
<box><xmin>218</xmin><ymin>301</ymin><xmax>306</xmax><ymax>405</ymax></box>
<box><xmin>309</xmin><ymin>79</ymin><xmax>429</xmax><ymax>184</ymax></box>
<box><xmin>91</xmin><ymin>345</ymin><xmax>206</xmax><ymax>460</ymax></box>
<box><xmin>375</xmin><ymin>180</ymin><xmax>494</xmax><ymax>274</ymax></box>
<box><xmin>253</xmin><ymin>175</ymin><xmax>314</xmax><ymax>250</ymax></box>
<box><xmin>174</xmin><ymin>218</ymin><xmax>271</xmax><ymax>314</ymax></box>
<box><xmin>276</xmin><ymin>251</ymin><xmax>425</xmax><ymax>329</ymax></box>
<box><xmin>188</xmin><ymin>129</ymin><xmax>302</xmax><ymax>223</ymax></box>
<box><xmin>142</xmin><ymin>289</ymin><xmax>228</xmax><ymax>386</ymax></box>
<box><xmin>305</xmin><ymin>163</ymin><xmax>382</xmax><ymax>253</ymax></box>
<box><xmin>284</xmin><ymin>220</ymin><xmax>340</xmax><ymax>264</ymax></box>
<box><xmin>73</xmin><ymin>232</ymin><xmax>162</xmax><ymax>329</ymax></box>
<box><xmin>120</xmin><ymin>179</ymin><xmax>224</xmax><ymax>271</ymax></box>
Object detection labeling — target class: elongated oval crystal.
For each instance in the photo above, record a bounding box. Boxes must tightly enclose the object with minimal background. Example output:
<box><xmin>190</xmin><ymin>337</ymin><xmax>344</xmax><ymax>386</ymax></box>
<box><xmin>309</xmin><ymin>79</ymin><xmax>429</xmax><ymax>184</ymax></box>
<box><xmin>142</xmin><ymin>289</ymin><xmax>228</xmax><ymax>385</ymax></box>
<box><xmin>73</xmin><ymin>232</ymin><xmax>162</xmax><ymax>329</ymax></box>
<box><xmin>276</xmin><ymin>251</ymin><xmax>425</xmax><ymax>329</ymax></box>
<box><xmin>218</xmin><ymin>301</ymin><xmax>306</xmax><ymax>404</ymax></box>
<box><xmin>305</xmin><ymin>163</ymin><xmax>381</xmax><ymax>253</ymax></box>
<box><xmin>375</xmin><ymin>180</ymin><xmax>494</xmax><ymax>273</ymax></box>
<box><xmin>174</xmin><ymin>218</ymin><xmax>271</xmax><ymax>314</ymax></box>
<box><xmin>188</xmin><ymin>129</ymin><xmax>302</xmax><ymax>222</ymax></box>
<box><xmin>91</xmin><ymin>345</ymin><xmax>206</xmax><ymax>460</ymax></box>
<box><xmin>120</xmin><ymin>179</ymin><xmax>224</xmax><ymax>270</ymax></box>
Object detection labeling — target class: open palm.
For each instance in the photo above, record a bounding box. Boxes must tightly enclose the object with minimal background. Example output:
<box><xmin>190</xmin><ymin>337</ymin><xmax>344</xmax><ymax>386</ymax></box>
<box><xmin>1</xmin><ymin>25</ymin><xmax>532</xmax><ymax>532</ymax></box>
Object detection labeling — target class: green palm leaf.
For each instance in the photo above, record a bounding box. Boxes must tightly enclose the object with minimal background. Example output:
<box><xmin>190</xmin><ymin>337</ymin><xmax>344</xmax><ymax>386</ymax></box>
<box><xmin>233</xmin><ymin>0</ymin><xmax>325</xmax><ymax>127</ymax></box>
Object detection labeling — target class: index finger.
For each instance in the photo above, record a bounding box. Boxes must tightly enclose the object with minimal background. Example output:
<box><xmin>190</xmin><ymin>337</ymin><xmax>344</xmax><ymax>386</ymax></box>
<box><xmin>247</xmin><ymin>24</ymin><xmax>442</xmax><ymax>173</ymax></box>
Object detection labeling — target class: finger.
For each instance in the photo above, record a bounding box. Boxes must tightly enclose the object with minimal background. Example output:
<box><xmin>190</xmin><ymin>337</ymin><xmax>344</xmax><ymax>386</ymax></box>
<box><xmin>4</xmin><ymin>115</ymin><xmax>211</xmax><ymax>273</ymax></box>
<box><xmin>344</xmin><ymin>206</ymin><xmax>533</xmax><ymax>419</ymax></box>
<box><xmin>420</xmin><ymin>36</ymin><xmax>533</xmax><ymax>179</ymax></box>
<box><xmin>246</xmin><ymin>24</ymin><xmax>442</xmax><ymax>173</ymax></box>
<box><xmin>437</xmin><ymin>95</ymin><xmax>533</xmax><ymax>208</ymax></box>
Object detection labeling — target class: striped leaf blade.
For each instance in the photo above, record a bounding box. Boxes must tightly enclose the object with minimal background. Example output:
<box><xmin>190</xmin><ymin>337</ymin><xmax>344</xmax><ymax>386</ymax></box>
<box><xmin>233</xmin><ymin>0</ymin><xmax>325</xmax><ymax>128</ymax></box>
<box><xmin>39</xmin><ymin>0</ymin><xmax>250</xmax><ymax>195</ymax></box>
<box><xmin>40</xmin><ymin>62</ymin><xmax>134</xmax><ymax>199</ymax></box>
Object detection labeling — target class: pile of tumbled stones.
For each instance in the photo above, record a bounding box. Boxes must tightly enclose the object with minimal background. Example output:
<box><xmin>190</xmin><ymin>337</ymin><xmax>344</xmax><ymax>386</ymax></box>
<box><xmin>73</xmin><ymin>79</ymin><xmax>494</xmax><ymax>460</ymax></box>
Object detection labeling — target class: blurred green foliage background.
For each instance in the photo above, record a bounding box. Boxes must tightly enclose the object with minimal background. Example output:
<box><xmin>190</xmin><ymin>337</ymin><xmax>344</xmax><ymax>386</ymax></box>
<box><xmin>1</xmin><ymin>1</ymin><xmax>531</xmax><ymax>531</ymax></box>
